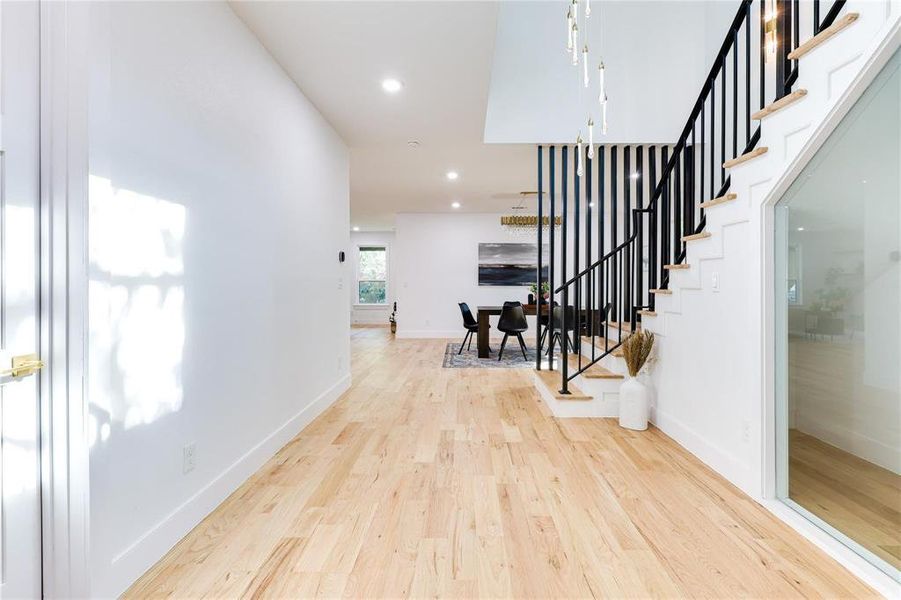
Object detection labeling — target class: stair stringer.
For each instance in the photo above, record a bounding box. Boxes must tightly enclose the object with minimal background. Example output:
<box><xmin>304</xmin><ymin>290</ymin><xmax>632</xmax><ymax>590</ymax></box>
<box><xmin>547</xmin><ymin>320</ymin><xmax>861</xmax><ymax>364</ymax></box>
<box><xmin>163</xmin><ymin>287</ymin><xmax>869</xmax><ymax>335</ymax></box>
<box><xmin>638</xmin><ymin>0</ymin><xmax>900</xmax><ymax>503</ymax></box>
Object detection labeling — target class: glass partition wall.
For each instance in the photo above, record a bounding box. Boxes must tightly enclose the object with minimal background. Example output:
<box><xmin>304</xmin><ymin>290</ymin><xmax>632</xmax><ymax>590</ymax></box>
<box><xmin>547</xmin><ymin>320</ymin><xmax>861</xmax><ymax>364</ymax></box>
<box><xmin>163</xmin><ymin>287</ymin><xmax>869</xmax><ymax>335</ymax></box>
<box><xmin>775</xmin><ymin>50</ymin><xmax>900</xmax><ymax>579</ymax></box>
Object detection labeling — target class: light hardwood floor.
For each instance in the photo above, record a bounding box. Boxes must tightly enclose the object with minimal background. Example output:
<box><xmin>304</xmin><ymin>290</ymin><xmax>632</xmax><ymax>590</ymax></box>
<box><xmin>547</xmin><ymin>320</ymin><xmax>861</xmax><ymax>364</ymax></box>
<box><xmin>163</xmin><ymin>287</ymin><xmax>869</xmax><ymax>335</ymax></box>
<box><xmin>790</xmin><ymin>430</ymin><xmax>901</xmax><ymax>571</ymax></box>
<box><xmin>127</xmin><ymin>328</ymin><xmax>876</xmax><ymax>598</ymax></box>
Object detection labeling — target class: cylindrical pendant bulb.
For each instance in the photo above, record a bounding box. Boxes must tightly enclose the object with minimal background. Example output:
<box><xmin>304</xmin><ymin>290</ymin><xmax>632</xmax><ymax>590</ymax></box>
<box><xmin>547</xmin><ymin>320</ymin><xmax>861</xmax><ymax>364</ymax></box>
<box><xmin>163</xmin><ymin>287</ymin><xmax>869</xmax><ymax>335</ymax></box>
<box><xmin>582</xmin><ymin>46</ymin><xmax>589</xmax><ymax>87</ymax></box>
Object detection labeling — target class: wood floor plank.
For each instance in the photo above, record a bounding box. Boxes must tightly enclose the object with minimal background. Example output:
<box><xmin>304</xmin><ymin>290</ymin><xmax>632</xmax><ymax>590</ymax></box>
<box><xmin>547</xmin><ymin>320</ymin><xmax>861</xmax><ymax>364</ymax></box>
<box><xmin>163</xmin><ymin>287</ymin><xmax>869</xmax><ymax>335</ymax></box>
<box><xmin>125</xmin><ymin>327</ymin><xmax>879</xmax><ymax>599</ymax></box>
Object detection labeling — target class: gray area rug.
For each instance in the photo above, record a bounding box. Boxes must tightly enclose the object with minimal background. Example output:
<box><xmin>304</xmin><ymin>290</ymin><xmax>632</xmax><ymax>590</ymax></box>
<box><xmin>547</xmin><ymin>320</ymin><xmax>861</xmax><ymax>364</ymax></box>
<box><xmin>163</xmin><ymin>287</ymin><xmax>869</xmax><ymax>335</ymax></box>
<box><xmin>442</xmin><ymin>342</ymin><xmax>540</xmax><ymax>368</ymax></box>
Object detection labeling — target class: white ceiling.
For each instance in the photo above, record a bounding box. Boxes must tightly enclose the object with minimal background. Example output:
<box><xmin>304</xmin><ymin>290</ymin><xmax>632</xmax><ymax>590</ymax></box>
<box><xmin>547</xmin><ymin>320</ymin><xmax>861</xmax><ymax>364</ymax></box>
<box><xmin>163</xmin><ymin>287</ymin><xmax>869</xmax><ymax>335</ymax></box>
<box><xmin>231</xmin><ymin>1</ymin><xmax>740</xmax><ymax>231</ymax></box>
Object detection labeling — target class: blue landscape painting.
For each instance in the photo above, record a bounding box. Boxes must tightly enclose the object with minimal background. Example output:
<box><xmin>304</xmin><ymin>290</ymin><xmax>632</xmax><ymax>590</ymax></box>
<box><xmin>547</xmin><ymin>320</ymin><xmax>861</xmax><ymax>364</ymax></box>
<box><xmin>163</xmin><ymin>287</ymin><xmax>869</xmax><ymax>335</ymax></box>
<box><xmin>478</xmin><ymin>242</ymin><xmax>549</xmax><ymax>286</ymax></box>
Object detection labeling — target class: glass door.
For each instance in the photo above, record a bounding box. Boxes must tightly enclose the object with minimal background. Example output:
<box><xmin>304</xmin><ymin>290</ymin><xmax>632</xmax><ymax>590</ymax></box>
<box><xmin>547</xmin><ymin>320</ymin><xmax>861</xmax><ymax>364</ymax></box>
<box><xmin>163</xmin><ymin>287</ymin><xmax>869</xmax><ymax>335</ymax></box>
<box><xmin>775</xmin><ymin>50</ymin><xmax>900</xmax><ymax>579</ymax></box>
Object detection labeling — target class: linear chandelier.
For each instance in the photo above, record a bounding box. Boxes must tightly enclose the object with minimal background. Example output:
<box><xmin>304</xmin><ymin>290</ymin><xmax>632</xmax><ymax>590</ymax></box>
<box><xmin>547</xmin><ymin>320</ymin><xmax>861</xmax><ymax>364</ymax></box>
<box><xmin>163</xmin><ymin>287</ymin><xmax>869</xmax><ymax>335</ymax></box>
<box><xmin>500</xmin><ymin>215</ymin><xmax>562</xmax><ymax>237</ymax></box>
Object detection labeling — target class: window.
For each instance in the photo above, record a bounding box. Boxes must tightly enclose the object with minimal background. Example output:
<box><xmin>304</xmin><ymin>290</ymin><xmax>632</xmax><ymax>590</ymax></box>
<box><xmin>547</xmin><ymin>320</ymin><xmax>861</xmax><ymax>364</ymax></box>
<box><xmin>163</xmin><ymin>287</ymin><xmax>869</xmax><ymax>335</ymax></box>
<box><xmin>356</xmin><ymin>246</ymin><xmax>388</xmax><ymax>304</ymax></box>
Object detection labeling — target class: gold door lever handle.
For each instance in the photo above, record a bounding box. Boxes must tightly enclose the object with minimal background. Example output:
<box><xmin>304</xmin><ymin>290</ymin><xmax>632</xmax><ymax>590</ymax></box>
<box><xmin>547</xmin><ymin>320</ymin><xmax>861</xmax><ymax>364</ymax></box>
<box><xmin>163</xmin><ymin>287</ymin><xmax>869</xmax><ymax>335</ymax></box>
<box><xmin>0</xmin><ymin>353</ymin><xmax>45</xmax><ymax>378</ymax></box>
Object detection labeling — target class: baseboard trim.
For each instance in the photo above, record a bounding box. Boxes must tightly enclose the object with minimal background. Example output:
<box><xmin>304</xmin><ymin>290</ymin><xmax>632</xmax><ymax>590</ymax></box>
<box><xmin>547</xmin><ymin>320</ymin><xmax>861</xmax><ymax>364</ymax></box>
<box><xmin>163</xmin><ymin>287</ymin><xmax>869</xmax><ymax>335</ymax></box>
<box><xmin>651</xmin><ymin>407</ymin><xmax>754</xmax><ymax>495</ymax></box>
<box><xmin>103</xmin><ymin>373</ymin><xmax>352</xmax><ymax>598</ymax></box>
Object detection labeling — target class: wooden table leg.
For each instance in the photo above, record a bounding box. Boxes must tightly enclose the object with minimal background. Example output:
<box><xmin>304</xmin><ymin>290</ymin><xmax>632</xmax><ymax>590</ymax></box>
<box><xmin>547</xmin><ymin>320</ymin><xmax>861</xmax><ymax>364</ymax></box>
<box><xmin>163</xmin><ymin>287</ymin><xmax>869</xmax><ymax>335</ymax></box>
<box><xmin>478</xmin><ymin>311</ymin><xmax>490</xmax><ymax>358</ymax></box>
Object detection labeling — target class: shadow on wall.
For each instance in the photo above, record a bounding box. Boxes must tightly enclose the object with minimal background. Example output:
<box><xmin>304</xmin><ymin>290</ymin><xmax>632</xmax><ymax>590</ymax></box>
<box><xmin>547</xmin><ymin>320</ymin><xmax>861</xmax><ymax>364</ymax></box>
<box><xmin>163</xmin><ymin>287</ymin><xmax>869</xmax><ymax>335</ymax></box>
<box><xmin>87</xmin><ymin>175</ymin><xmax>185</xmax><ymax>447</ymax></box>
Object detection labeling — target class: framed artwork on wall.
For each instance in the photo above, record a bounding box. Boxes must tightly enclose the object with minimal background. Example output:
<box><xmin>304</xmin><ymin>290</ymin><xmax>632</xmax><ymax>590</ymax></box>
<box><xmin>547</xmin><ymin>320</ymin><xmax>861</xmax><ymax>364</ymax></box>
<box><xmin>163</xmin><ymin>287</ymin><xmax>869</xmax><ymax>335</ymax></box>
<box><xmin>478</xmin><ymin>242</ymin><xmax>549</xmax><ymax>286</ymax></box>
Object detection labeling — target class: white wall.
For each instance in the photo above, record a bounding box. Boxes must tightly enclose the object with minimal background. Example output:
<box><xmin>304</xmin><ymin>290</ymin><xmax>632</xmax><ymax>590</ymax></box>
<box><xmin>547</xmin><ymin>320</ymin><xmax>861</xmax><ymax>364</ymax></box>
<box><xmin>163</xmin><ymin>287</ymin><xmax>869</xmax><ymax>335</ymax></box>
<box><xmin>394</xmin><ymin>213</ymin><xmax>562</xmax><ymax>339</ymax></box>
<box><xmin>349</xmin><ymin>231</ymin><xmax>396</xmax><ymax>325</ymax></box>
<box><xmin>85</xmin><ymin>2</ymin><xmax>350</xmax><ymax>596</ymax></box>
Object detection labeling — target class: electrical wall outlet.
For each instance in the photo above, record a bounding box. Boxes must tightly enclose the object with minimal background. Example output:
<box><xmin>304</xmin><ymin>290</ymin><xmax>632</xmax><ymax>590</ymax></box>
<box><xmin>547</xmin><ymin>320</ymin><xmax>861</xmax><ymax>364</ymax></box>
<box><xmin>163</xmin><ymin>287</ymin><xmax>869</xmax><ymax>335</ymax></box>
<box><xmin>741</xmin><ymin>421</ymin><xmax>751</xmax><ymax>443</ymax></box>
<box><xmin>337</xmin><ymin>277</ymin><xmax>343</xmax><ymax>290</ymax></box>
<box><xmin>183</xmin><ymin>442</ymin><xmax>196</xmax><ymax>474</ymax></box>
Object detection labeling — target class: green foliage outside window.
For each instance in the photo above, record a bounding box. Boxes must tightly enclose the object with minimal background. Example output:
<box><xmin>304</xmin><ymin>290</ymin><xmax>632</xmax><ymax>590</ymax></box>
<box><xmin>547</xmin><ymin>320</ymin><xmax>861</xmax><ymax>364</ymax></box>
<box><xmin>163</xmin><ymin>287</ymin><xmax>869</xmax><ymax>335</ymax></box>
<box><xmin>358</xmin><ymin>247</ymin><xmax>387</xmax><ymax>304</ymax></box>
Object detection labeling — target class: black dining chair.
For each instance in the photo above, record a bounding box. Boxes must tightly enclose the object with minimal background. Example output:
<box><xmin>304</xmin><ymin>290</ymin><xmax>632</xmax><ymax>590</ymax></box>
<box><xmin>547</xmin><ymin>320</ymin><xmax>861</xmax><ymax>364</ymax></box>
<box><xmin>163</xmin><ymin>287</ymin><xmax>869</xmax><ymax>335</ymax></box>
<box><xmin>546</xmin><ymin>305</ymin><xmax>579</xmax><ymax>355</ymax></box>
<box><xmin>457</xmin><ymin>302</ymin><xmax>485</xmax><ymax>354</ymax></box>
<box><xmin>497</xmin><ymin>301</ymin><xmax>529</xmax><ymax>361</ymax></box>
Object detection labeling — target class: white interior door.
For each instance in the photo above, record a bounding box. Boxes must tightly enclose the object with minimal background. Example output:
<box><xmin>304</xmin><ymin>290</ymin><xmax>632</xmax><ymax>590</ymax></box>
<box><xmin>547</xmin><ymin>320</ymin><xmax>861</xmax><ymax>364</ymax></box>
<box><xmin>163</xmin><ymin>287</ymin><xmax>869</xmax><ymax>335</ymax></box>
<box><xmin>0</xmin><ymin>1</ymin><xmax>43</xmax><ymax>598</ymax></box>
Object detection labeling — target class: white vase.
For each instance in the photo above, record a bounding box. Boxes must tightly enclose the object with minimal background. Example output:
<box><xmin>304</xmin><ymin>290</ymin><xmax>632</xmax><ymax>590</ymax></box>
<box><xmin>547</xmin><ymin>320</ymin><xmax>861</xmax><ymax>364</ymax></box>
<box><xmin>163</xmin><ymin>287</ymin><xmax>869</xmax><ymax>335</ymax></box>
<box><xmin>619</xmin><ymin>376</ymin><xmax>649</xmax><ymax>430</ymax></box>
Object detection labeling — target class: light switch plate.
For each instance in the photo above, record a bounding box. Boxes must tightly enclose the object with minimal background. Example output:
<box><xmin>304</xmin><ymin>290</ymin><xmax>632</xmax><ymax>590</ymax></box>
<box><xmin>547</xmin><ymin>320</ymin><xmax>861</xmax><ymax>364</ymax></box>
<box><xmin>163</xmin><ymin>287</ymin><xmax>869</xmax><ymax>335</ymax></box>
<box><xmin>712</xmin><ymin>272</ymin><xmax>720</xmax><ymax>292</ymax></box>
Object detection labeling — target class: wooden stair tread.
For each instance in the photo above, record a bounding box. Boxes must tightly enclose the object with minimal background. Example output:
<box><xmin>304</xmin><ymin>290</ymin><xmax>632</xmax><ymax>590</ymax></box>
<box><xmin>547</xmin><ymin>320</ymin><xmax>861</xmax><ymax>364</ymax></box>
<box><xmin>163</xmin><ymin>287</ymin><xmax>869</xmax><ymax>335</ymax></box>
<box><xmin>649</xmin><ymin>288</ymin><xmax>672</xmax><ymax>295</ymax></box>
<box><xmin>567</xmin><ymin>354</ymin><xmax>624</xmax><ymax>379</ymax></box>
<box><xmin>787</xmin><ymin>13</ymin><xmax>859</xmax><ymax>60</ymax></box>
<box><xmin>700</xmin><ymin>192</ymin><xmax>737</xmax><ymax>209</ymax></box>
<box><xmin>664</xmin><ymin>263</ymin><xmax>690</xmax><ymax>270</ymax></box>
<box><xmin>723</xmin><ymin>146</ymin><xmax>767</xmax><ymax>169</ymax></box>
<box><xmin>752</xmin><ymin>89</ymin><xmax>807</xmax><ymax>120</ymax></box>
<box><xmin>682</xmin><ymin>231</ymin><xmax>712</xmax><ymax>242</ymax></box>
<box><xmin>534</xmin><ymin>369</ymin><xmax>592</xmax><ymax>400</ymax></box>
<box><xmin>637</xmin><ymin>309</ymin><xmax>657</xmax><ymax>317</ymax></box>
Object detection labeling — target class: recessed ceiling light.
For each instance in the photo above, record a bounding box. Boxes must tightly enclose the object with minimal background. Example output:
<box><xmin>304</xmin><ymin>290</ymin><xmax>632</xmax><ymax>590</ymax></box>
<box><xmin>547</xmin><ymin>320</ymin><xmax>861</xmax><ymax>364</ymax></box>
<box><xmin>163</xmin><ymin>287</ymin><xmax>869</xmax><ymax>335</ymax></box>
<box><xmin>352</xmin><ymin>226</ymin><xmax>360</xmax><ymax>231</ymax></box>
<box><xmin>796</xmin><ymin>227</ymin><xmax>805</xmax><ymax>231</ymax></box>
<box><xmin>381</xmin><ymin>78</ymin><xmax>403</xmax><ymax>94</ymax></box>
<box><xmin>446</xmin><ymin>171</ymin><xmax>459</xmax><ymax>181</ymax></box>
<box><xmin>451</xmin><ymin>202</ymin><xmax>461</xmax><ymax>209</ymax></box>
<box><xmin>630</xmin><ymin>172</ymin><xmax>640</xmax><ymax>180</ymax></box>
<box><xmin>862</xmin><ymin>179</ymin><xmax>868</xmax><ymax>184</ymax></box>
<box><xmin>588</xmin><ymin>202</ymin><xmax>595</xmax><ymax>208</ymax></box>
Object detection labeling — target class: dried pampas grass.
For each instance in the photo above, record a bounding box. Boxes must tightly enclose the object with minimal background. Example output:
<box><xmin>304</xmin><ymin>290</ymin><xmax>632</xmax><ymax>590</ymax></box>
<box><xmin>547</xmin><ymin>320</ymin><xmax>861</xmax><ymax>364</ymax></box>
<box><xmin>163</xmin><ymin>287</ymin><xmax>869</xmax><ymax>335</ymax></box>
<box><xmin>621</xmin><ymin>330</ymin><xmax>654</xmax><ymax>377</ymax></box>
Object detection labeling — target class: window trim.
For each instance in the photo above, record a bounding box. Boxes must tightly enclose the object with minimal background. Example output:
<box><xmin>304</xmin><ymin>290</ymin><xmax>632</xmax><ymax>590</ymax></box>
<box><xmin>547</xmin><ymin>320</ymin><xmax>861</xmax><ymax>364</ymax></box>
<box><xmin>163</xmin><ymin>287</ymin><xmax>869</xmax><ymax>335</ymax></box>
<box><xmin>354</xmin><ymin>243</ymin><xmax>389</xmax><ymax>307</ymax></box>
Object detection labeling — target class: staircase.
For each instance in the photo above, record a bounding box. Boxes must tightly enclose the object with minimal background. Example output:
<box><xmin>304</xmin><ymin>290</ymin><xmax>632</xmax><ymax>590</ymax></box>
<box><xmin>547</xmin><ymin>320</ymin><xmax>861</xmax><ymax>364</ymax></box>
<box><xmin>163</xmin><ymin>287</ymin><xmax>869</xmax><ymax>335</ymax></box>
<box><xmin>532</xmin><ymin>0</ymin><xmax>899</xmax><ymax>426</ymax></box>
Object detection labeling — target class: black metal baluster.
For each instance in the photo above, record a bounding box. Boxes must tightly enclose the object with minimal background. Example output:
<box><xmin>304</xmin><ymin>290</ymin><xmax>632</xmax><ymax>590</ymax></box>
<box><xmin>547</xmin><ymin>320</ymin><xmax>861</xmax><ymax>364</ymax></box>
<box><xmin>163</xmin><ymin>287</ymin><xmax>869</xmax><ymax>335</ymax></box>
<box><xmin>649</xmin><ymin>146</ymin><xmax>658</xmax><ymax>308</ymax></box>
<box><xmin>560</xmin><ymin>146</ymin><xmax>569</xmax><ymax>391</ymax></box>
<box><xmin>793</xmin><ymin>0</ymin><xmax>800</xmax><ymax>60</ymax></box>
<box><xmin>710</xmin><ymin>93</ymin><xmax>715</xmax><ymax>208</ymax></box>
<box><xmin>598</xmin><ymin>146</ymin><xmax>605</xmax><ymax>352</ymax></box>
<box><xmin>776</xmin><ymin>0</ymin><xmax>790</xmax><ymax>99</ymax></box>
<box><xmin>746</xmin><ymin>3</ymin><xmax>751</xmax><ymax>146</ymax></box>
<box><xmin>548</xmin><ymin>146</ymin><xmax>556</xmax><ymax>371</ymax></box>
<box><xmin>721</xmin><ymin>62</ymin><xmax>727</xmax><ymax>187</ymax></box>
<box><xmin>624</xmin><ymin>146</ymin><xmax>631</xmax><ymax>328</ymax></box>
<box><xmin>574</xmin><ymin>146</ymin><xmax>581</xmax><ymax>367</ymax></box>
<box><xmin>611</xmin><ymin>146</ymin><xmax>618</xmax><ymax>330</ymax></box>
<box><xmin>636</xmin><ymin>146</ymin><xmax>644</xmax><ymax>314</ymax></box>
<box><xmin>537</xmin><ymin>145</ymin><xmax>544</xmax><ymax>370</ymax></box>
<box><xmin>814</xmin><ymin>0</ymin><xmax>821</xmax><ymax>34</ymax></box>
<box><xmin>760</xmin><ymin>0</ymin><xmax>766</xmax><ymax>110</ymax></box>
<box><xmin>699</xmin><ymin>104</ymin><xmax>705</xmax><ymax>225</ymax></box>
<box><xmin>585</xmin><ymin>147</ymin><xmax>593</xmax><ymax>362</ymax></box>
<box><xmin>662</xmin><ymin>146</ymin><xmax>671</xmax><ymax>281</ymax></box>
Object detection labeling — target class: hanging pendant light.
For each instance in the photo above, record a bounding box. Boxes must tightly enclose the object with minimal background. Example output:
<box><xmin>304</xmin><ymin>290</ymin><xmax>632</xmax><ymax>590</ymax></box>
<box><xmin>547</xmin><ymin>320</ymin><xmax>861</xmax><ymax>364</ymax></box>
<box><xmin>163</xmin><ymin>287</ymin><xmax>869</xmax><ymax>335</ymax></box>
<box><xmin>571</xmin><ymin>24</ymin><xmax>579</xmax><ymax>65</ymax></box>
<box><xmin>566</xmin><ymin>7</ymin><xmax>574</xmax><ymax>51</ymax></box>
<box><xmin>588</xmin><ymin>119</ymin><xmax>595</xmax><ymax>158</ymax></box>
<box><xmin>576</xmin><ymin>134</ymin><xmax>584</xmax><ymax>177</ymax></box>
<box><xmin>585</xmin><ymin>0</ymin><xmax>591</xmax><ymax>18</ymax></box>
<box><xmin>582</xmin><ymin>46</ymin><xmax>589</xmax><ymax>87</ymax></box>
<box><xmin>598</xmin><ymin>62</ymin><xmax>608</xmax><ymax>135</ymax></box>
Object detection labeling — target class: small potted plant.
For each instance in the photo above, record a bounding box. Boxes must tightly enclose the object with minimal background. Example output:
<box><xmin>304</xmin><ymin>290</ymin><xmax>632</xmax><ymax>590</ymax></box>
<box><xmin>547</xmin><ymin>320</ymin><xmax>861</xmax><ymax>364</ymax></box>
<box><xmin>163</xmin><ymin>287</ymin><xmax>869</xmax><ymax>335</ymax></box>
<box><xmin>389</xmin><ymin>301</ymin><xmax>397</xmax><ymax>335</ymax></box>
<box><xmin>528</xmin><ymin>281</ymin><xmax>551</xmax><ymax>301</ymax></box>
<box><xmin>619</xmin><ymin>330</ymin><xmax>655</xmax><ymax>430</ymax></box>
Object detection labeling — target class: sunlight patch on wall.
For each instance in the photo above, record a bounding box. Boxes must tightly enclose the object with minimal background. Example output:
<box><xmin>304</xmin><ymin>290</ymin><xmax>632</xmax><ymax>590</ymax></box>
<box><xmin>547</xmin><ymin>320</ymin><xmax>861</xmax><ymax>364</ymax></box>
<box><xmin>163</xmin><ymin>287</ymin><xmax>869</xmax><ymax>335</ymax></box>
<box><xmin>88</xmin><ymin>175</ymin><xmax>186</xmax><ymax>441</ymax></box>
